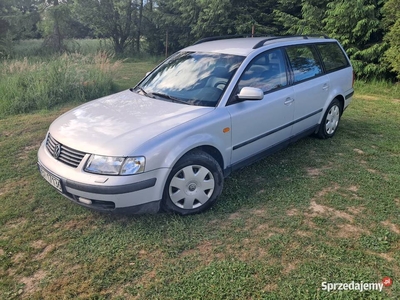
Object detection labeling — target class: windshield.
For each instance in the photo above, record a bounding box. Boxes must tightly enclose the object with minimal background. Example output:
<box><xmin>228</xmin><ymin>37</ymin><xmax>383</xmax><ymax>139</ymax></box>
<box><xmin>137</xmin><ymin>52</ymin><xmax>245</xmax><ymax>107</ymax></box>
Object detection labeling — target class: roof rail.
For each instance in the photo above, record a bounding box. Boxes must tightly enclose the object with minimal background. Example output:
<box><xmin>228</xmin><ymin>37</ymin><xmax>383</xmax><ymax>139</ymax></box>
<box><xmin>193</xmin><ymin>34</ymin><xmax>254</xmax><ymax>45</ymax></box>
<box><xmin>192</xmin><ymin>34</ymin><xmax>330</xmax><ymax>47</ymax></box>
<box><xmin>253</xmin><ymin>35</ymin><xmax>330</xmax><ymax>49</ymax></box>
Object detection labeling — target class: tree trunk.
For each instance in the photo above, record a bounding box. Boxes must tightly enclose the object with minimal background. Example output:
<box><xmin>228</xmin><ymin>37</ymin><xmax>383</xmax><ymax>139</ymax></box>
<box><xmin>136</xmin><ymin>0</ymin><xmax>144</xmax><ymax>52</ymax></box>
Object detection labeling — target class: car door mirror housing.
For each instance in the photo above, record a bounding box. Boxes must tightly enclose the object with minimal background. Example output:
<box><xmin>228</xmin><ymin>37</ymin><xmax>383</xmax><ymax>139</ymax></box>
<box><xmin>237</xmin><ymin>87</ymin><xmax>264</xmax><ymax>101</ymax></box>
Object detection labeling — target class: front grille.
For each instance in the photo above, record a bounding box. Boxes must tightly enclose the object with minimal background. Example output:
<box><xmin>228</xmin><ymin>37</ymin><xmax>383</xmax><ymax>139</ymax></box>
<box><xmin>46</xmin><ymin>133</ymin><xmax>86</xmax><ymax>168</ymax></box>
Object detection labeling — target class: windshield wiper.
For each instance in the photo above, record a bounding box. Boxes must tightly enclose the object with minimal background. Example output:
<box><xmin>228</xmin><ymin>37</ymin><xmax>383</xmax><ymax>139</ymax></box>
<box><xmin>130</xmin><ymin>86</ymin><xmax>149</xmax><ymax>96</ymax></box>
<box><xmin>130</xmin><ymin>88</ymin><xmax>189</xmax><ymax>105</ymax></box>
<box><xmin>150</xmin><ymin>92</ymin><xmax>189</xmax><ymax>105</ymax></box>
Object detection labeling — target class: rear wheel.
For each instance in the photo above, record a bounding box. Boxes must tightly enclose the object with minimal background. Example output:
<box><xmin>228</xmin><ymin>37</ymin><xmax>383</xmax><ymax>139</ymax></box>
<box><xmin>162</xmin><ymin>150</ymin><xmax>223</xmax><ymax>215</ymax></box>
<box><xmin>317</xmin><ymin>99</ymin><xmax>342</xmax><ymax>139</ymax></box>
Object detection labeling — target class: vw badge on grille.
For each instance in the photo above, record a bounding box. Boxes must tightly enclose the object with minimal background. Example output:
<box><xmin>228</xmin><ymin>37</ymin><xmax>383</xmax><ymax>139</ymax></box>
<box><xmin>53</xmin><ymin>144</ymin><xmax>61</xmax><ymax>159</ymax></box>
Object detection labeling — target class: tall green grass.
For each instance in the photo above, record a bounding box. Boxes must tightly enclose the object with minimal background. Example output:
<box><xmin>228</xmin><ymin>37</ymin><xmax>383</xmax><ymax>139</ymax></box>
<box><xmin>0</xmin><ymin>52</ymin><xmax>121</xmax><ymax>117</ymax></box>
<box><xmin>11</xmin><ymin>39</ymin><xmax>114</xmax><ymax>58</ymax></box>
<box><xmin>354</xmin><ymin>79</ymin><xmax>400</xmax><ymax>98</ymax></box>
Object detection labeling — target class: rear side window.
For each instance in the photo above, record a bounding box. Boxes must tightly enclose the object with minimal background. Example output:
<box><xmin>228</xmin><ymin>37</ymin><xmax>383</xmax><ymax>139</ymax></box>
<box><xmin>316</xmin><ymin>43</ymin><xmax>350</xmax><ymax>72</ymax></box>
<box><xmin>285</xmin><ymin>45</ymin><xmax>323</xmax><ymax>83</ymax></box>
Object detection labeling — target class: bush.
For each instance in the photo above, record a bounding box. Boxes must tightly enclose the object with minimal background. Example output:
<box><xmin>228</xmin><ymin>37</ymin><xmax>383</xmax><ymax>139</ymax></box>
<box><xmin>0</xmin><ymin>52</ymin><xmax>121</xmax><ymax>117</ymax></box>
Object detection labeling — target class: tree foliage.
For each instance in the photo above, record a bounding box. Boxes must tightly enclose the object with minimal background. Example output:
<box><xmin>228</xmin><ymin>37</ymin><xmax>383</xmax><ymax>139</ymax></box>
<box><xmin>0</xmin><ymin>0</ymin><xmax>42</xmax><ymax>57</ymax></box>
<box><xmin>74</xmin><ymin>0</ymin><xmax>139</xmax><ymax>55</ymax></box>
<box><xmin>324</xmin><ymin>0</ymin><xmax>387</xmax><ymax>79</ymax></box>
<box><xmin>382</xmin><ymin>0</ymin><xmax>400</xmax><ymax>79</ymax></box>
<box><xmin>1</xmin><ymin>0</ymin><xmax>400</xmax><ymax>80</ymax></box>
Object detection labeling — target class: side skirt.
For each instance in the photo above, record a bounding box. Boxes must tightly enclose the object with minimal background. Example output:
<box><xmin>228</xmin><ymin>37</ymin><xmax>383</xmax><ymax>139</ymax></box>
<box><xmin>224</xmin><ymin>124</ymin><xmax>319</xmax><ymax>177</ymax></box>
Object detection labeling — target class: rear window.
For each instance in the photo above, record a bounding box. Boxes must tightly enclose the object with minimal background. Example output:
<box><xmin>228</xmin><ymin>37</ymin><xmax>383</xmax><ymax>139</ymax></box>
<box><xmin>316</xmin><ymin>43</ymin><xmax>350</xmax><ymax>72</ymax></box>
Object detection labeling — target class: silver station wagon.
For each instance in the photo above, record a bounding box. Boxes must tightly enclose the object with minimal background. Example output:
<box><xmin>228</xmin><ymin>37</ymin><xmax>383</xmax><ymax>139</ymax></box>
<box><xmin>38</xmin><ymin>35</ymin><xmax>354</xmax><ymax>215</ymax></box>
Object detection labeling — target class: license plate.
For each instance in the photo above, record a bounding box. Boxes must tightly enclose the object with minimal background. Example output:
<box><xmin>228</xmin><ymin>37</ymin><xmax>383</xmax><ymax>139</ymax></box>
<box><xmin>38</xmin><ymin>164</ymin><xmax>63</xmax><ymax>192</ymax></box>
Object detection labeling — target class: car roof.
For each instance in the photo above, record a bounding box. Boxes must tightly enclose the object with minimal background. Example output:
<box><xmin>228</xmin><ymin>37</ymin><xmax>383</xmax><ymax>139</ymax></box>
<box><xmin>182</xmin><ymin>36</ymin><xmax>336</xmax><ymax>56</ymax></box>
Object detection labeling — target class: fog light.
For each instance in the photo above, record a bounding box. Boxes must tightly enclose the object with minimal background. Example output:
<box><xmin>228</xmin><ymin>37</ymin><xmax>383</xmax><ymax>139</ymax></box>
<box><xmin>78</xmin><ymin>197</ymin><xmax>93</xmax><ymax>205</ymax></box>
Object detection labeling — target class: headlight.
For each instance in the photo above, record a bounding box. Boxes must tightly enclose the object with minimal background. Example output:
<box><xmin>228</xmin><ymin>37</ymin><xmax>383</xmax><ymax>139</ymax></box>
<box><xmin>85</xmin><ymin>155</ymin><xmax>145</xmax><ymax>175</ymax></box>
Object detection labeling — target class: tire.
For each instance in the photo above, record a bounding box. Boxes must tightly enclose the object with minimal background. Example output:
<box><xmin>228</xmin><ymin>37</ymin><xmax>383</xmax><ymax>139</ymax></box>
<box><xmin>162</xmin><ymin>150</ymin><xmax>224</xmax><ymax>215</ymax></box>
<box><xmin>317</xmin><ymin>98</ymin><xmax>342</xmax><ymax>139</ymax></box>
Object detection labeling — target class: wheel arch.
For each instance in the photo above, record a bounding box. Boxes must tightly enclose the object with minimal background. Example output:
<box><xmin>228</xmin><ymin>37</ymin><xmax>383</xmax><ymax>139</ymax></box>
<box><xmin>186</xmin><ymin>145</ymin><xmax>225</xmax><ymax>172</ymax></box>
<box><xmin>334</xmin><ymin>94</ymin><xmax>345</xmax><ymax>116</ymax></box>
<box><xmin>318</xmin><ymin>94</ymin><xmax>345</xmax><ymax>127</ymax></box>
<box><xmin>161</xmin><ymin>145</ymin><xmax>225</xmax><ymax>215</ymax></box>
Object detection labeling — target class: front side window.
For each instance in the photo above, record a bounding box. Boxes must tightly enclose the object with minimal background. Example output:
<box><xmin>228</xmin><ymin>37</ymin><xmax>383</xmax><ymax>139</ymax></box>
<box><xmin>286</xmin><ymin>45</ymin><xmax>323</xmax><ymax>83</ymax></box>
<box><xmin>138</xmin><ymin>52</ymin><xmax>244</xmax><ymax>107</ymax></box>
<box><xmin>237</xmin><ymin>49</ymin><xmax>288</xmax><ymax>93</ymax></box>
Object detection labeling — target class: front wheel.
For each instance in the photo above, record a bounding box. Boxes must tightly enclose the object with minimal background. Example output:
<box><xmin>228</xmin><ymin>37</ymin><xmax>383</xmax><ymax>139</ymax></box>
<box><xmin>317</xmin><ymin>99</ymin><xmax>342</xmax><ymax>139</ymax></box>
<box><xmin>162</xmin><ymin>150</ymin><xmax>224</xmax><ymax>215</ymax></box>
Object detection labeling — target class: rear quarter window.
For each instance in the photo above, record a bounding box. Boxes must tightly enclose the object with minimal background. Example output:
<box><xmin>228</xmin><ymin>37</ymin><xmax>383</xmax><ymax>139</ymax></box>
<box><xmin>316</xmin><ymin>43</ymin><xmax>350</xmax><ymax>72</ymax></box>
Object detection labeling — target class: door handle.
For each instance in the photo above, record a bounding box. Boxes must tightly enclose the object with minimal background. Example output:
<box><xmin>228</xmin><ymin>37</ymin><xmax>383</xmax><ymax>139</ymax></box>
<box><xmin>284</xmin><ymin>97</ymin><xmax>294</xmax><ymax>105</ymax></box>
<box><xmin>322</xmin><ymin>83</ymin><xmax>329</xmax><ymax>91</ymax></box>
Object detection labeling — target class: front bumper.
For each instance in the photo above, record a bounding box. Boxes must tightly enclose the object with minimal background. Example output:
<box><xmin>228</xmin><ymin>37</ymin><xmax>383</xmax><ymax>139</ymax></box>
<box><xmin>37</xmin><ymin>139</ymin><xmax>169</xmax><ymax>214</ymax></box>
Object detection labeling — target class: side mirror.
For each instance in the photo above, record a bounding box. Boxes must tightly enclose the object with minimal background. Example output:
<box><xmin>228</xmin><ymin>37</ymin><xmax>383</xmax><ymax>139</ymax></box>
<box><xmin>237</xmin><ymin>87</ymin><xmax>264</xmax><ymax>101</ymax></box>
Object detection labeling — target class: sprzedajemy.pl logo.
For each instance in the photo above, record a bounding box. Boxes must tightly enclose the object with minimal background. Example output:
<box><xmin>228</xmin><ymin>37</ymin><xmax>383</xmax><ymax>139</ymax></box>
<box><xmin>321</xmin><ymin>277</ymin><xmax>393</xmax><ymax>292</ymax></box>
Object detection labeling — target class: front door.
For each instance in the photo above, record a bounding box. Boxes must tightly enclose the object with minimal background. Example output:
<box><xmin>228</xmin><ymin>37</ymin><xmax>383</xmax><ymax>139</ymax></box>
<box><xmin>227</xmin><ymin>49</ymin><xmax>295</xmax><ymax>168</ymax></box>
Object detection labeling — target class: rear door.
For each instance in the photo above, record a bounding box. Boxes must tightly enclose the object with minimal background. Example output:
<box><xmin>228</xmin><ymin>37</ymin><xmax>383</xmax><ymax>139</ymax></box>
<box><xmin>285</xmin><ymin>44</ymin><xmax>329</xmax><ymax>136</ymax></box>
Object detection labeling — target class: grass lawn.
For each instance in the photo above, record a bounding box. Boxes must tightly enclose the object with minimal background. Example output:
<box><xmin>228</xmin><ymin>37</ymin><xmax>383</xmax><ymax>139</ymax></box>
<box><xmin>0</xmin><ymin>62</ymin><xmax>399</xmax><ymax>299</ymax></box>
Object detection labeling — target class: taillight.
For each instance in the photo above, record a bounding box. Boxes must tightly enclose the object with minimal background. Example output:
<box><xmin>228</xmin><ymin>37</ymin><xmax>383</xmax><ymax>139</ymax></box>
<box><xmin>352</xmin><ymin>71</ymin><xmax>355</xmax><ymax>87</ymax></box>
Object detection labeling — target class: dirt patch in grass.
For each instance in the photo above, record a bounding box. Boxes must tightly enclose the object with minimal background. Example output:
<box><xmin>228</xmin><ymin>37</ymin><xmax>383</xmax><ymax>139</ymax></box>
<box><xmin>295</xmin><ymin>230</ymin><xmax>313</xmax><ymax>237</ymax></box>
<box><xmin>1</xmin><ymin>178</ymin><xmax>32</xmax><ymax>199</ymax></box>
<box><xmin>20</xmin><ymin>269</ymin><xmax>47</xmax><ymax>297</ymax></box>
<box><xmin>228</xmin><ymin>212</ymin><xmax>242</xmax><ymax>220</ymax></box>
<box><xmin>31</xmin><ymin>240</ymin><xmax>46</xmax><ymax>249</ymax></box>
<box><xmin>4</xmin><ymin>216</ymin><xmax>28</xmax><ymax>230</ymax></box>
<box><xmin>287</xmin><ymin>185</ymin><xmax>369</xmax><ymax>238</ymax></box>
<box><xmin>53</xmin><ymin>214</ymin><xmax>98</xmax><ymax>231</ymax></box>
<box><xmin>357</xmin><ymin>95</ymin><xmax>380</xmax><ymax>101</ymax></box>
<box><xmin>353</xmin><ymin>148</ymin><xmax>365</xmax><ymax>155</ymax></box>
<box><xmin>12</xmin><ymin>252</ymin><xmax>25</xmax><ymax>264</ymax></box>
<box><xmin>180</xmin><ymin>214</ymin><xmax>288</xmax><ymax>265</ymax></box>
<box><xmin>348</xmin><ymin>185</ymin><xmax>359</xmax><ymax>192</ymax></box>
<box><xmin>381</xmin><ymin>220</ymin><xmax>400</xmax><ymax>234</ymax></box>
<box><xmin>305</xmin><ymin>162</ymin><xmax>332</xmax><ymax>177</ymax></box>
<box><xmin>309</xmin><ymin>199</ymin><xmax>355</xmax><ymax>222</ymax></box>
<box><xmin>263</xmin><ymin>283</ymin><xmax>279</xmax><ymax>292</ymax></box>
<box><xmin>347</xmin><ymin>206</ymin><xmax>365</xmax><ymax>215</ymax></box>
<box><xmin>180</xmin><ymin>240</ymin><xmax>224</xmax><ymax>265</ymax></box>
<box><xmin>305</xmin><ymin>185</ymin><xmax>355</xmax><ymax>222</ymax></box>
<box><xmin>286</xmin><ymin>208</ymin><xmax>299</xmax><ymax>216</ymax></box>
<box><xmin>335</xmin><ymin>224</ymin><xmax>369</xmax><ymax>238</ymax></box>
<box><xmin>366</xmin><ymin>250</ymin><xmax>396</xmax><ymax>262</ymax></box>
<box><xmin>251</xmin><ymin>208</ymin><xmax>268</xmax><ymax>216</ymax></box>
<box><xmin>282</xmin><ymin>262</ymin><xmax>297</xmax><ymax>274</ymax></box>
<box><xmin>34</xmin><ymin>244</ymin><xmax>56</xmax><ymax>260</ymax></box>
<box><xmin>16</xmin><ymin>144</ymin><xmax>39</xmax><ymax>160</ymax></box>
<box><xmin>102</xmin><ymin>283</ymin><xmax>132</xmax><ymax>299</ymax></box>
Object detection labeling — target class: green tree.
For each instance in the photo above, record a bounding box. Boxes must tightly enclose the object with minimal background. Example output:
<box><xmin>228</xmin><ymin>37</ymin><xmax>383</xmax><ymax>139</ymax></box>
<box><xmin>146</xmin><ymin>0</ymin><xmax>279</xmax><ymax>55</ymax></box>
<box><xmin>382</xmin><ymin>0</ymin><xmax>400</xmax><ymax>79</ymax></box>
<box><xmin>141</xmin><ymin>0</ymin><xmax>165</xmax><ymax>55</ymax></box>
<box><xmin>0</xmin><ymin>0</ymin><xmax>42</xmax><ymax>57</ymax></box>
<box><xmin>273</xmin><ymin>0</ymin><xmax>329</xmax><ymax>35</ymax></box>
<box><xmin>74</xmin><ymin>0</ymin><xmax>138</xmax><ymax>55</ymax></box>
<box><xmin>40</xmin><ymin>0</ymin><xmax>74</xmax><ymax>53</ymax></box>
<box><xmin>324</xmin><ymin>0</ymin><xmax>388</xmax><ymax>79</ymax></box>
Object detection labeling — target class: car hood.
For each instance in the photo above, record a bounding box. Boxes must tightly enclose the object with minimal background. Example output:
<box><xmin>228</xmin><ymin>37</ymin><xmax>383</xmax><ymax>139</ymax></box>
<box><xmin>50</xmin><ymin>90</ymin><xmax>213</xmax><ymax>156</ymax></box>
